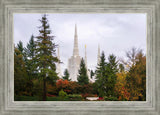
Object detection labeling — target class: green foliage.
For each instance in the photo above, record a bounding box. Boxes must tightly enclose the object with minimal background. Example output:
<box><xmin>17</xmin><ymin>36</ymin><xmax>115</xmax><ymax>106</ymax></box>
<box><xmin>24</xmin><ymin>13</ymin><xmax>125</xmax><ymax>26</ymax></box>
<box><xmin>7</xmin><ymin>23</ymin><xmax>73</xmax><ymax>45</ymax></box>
<box><xmin>67</xmin><ymin>94</ymin><xmax>82</xmax><ymax>101</ymax></box>
<box><xmin>95</xmin><ymin>51</ymin><xmax>107</xmax><ymax>97</ymax></box>
<box><xmin>90</xmin><ymin>70</ymin><xmax>94</xmax><ymax>79</ymax></box>
<box><xmin>95</xmin><ymin>52</ymin><xmax>118</xmax><ymax>97</ymax></box>
<box><xmin>59</xmin><ymin>89</ymin><xmax>67</xmax><ymax>97</ymax></box>
<box><xmin>17</xmin><ymin>41</ymin><xmax>28</xmax><ymax>62</ymax></box>
<box><xmin>104</xmin><ymin>96</ymin><xmax>118</xmax><ymax>101</ymax></box>
<box><xmin>63</xmin><ymin>69</ymin><xmax>70</xmax><ymax>81</ymax></box>
<box><xmin>17</xmin><ymin>41</ymin><xmax>24</xmax><ymax>53</ymax></box>
<box><xmin>25</xmin><ymin>35</ymin><xmax>36</xmax><ymax>59</ymax></box>
<box><xmin>14</xmin><ymin>47</ymin><xmax>28</xmax><ymax>96</ymax></box>
<box><xmin>47</xmin><ymin>96</ymin><xmax>69</xmax><ymax>101</ymax></box>
<box><xmin>14</xmin><ymin>17</ymin><xmax>146</xmax><ymax>101</ymax></box>
<box><xmin>32</xmin><ymin>80</ymin><xmax>43</xmax><ymax>100</ymax></box>
<box><xmin>119</xmin><ymin>63</ymin><xmax>125</xmax><ymax>72</ymax></box>
<box><xmin>105</xmin><ymin>54</ymin><xmax>118</xmax><ymax>96</ymax></box>
<box><xmin>24</xmin><ymin>35</ymin><xmax>38</xmax><ymax>77</ymax></box>
<box><xmin>33</xmin><ymin>14</ymin><xmax>59</xmax><ymax>100</ymax></box>
<box><xmin>77</xmin><ymin>58</ymin><xmax>89</xmax><ymax>85</ymax></box>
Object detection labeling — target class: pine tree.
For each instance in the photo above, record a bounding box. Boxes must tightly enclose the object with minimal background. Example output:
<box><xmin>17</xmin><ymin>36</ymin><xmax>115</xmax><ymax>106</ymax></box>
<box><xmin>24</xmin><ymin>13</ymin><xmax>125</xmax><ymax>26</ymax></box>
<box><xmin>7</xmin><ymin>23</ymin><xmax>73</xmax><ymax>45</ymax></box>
<box><xmin>95</xmin><ymin>51</ymin><xmax>107</xmax><ymax>97</ymax></box>
<box><xmin>77</xmin><ymin>58</ymin><xmax>89</xmax><ymax>85</ymax></box>
<box><xmin>63</xmin><ymin>69</ymin><xmax>70</xmax><ymax>81</ymax></box>
<box><xmin>90</xmin><ymin>70</ymin><xmax>94</xmax><ymax>79</ymax></box>
<box><xmin>105</xmin><ymin>54</ymin><xmax>118</xmax><ymax>97</ymax></box>
<box><xmin>34</xmin><ymin>14</ymin><xmax>59</xmax><ymax>101</ymax></box>
<box><xmin>14</xmin><ymin>47</ymin><xmax>28</xmax><ymax>96</ymax></box>
<box><xmin>17</xmin><ymin>41</ymin><xmax>28</xmax><ymax>63</ymax></box>
<box><xmin>24</xmin><ymin>35</ymin><xmax>37</xmax><ymax>77</ymax></box>
<box><xmin>17</xmin><ymin>41</ymin><xmax>24</xmax><ymax>53</ymax></box>
<box><xmin>95</xmin><ymin>52</ymin><xmax>118</xmax><ymax>97</ymax></box>
<box><xmin>25</xmin><ymin>35</ymin><xmax>36</xmax><ymax>59</ymax></box>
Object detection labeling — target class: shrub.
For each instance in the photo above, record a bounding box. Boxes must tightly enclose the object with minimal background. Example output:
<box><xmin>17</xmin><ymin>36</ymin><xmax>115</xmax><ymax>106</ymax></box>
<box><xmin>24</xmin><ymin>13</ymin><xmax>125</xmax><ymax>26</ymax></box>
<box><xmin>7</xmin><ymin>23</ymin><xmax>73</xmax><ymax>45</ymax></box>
<box><xmin>67</xmin><ymin>94</ymin><xmax>82</xmax><ymax>101</ymax></box>
<box><xmin>104</xmin><ymin>96</ymin><xmax>118</xmax><ymax>101</ymax></box>
<box><xmin>58</xmin><ymin>89</ymin><xmax>67</xmax><ymax>97</ymax></box>
<box><xmin>47</xmin><ymin>96</ymin><xmax>69</xmax><ymax>101</ymax></box>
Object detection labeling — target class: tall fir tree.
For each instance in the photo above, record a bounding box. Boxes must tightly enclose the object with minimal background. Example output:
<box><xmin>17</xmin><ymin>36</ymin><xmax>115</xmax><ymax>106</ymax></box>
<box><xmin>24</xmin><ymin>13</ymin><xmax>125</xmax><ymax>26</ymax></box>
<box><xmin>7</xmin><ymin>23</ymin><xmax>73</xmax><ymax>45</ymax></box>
<box><xmin>77</xmin><ymin>58</ymin><xmax>89</xmax><ymax>85</ymax></box>
<box><xmin>63</xmin><ymin>69</ymin><xmax>70</xmax><ymax>81</ymax></box>
<box><xmin>95</xmin><ymin>51</ymin><xmax>107</xmax><ymax>97</ymax></box>
<box><xmin>34</xmin><ymin>14</ymin><xmax>59</xmax><ymax>101</ymax></box>
<box><xmin>105</xmin><ymin>54</ymin><xmax>118</xmax><ymax>97</ymax></box>
<box><xmin>25</xmin><ymin>35</ymin><xmax>36</xmax><ymax>59</ymax></box>
<box><xmin>14</xmin><ymin>47</ymin><xmax>28</xmax><ymax>96</ymax></box>
<box><xmin>95</xmin><ymin>52</ymin><xmax>118</xmax><ymax>97</ymax></box>
<box><xmin>24</xmin><ymin>35</ymin><xmax>37</xmax><ymax>77</ymax></box>
<box><xmin>17</xmin><ymin>40</ymin><xmax>28</xmax><ymax>63</ymax></box>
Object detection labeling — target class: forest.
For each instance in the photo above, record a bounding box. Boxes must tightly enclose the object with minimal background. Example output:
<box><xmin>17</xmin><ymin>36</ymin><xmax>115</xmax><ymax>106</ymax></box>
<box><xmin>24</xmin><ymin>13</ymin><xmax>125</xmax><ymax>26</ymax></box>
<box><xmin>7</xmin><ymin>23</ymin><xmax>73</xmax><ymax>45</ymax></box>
<box><xmin>14</xmin><ymin>14</ymin><xmax>146</xmax><ymax>101</ymax></box>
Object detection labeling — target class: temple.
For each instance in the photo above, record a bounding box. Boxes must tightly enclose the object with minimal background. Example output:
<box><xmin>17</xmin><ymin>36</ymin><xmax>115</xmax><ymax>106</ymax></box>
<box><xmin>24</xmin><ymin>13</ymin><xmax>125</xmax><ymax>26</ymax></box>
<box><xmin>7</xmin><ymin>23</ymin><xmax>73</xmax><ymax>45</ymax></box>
<box><xmin>56</xmin><ymin>24</ymin><xmax>100</xmax><ymax>82</ymax></box>
<box><xmin>68</xmin><ymin>24</ymin><xmax>81</xmax><ymax>81</ymax></box>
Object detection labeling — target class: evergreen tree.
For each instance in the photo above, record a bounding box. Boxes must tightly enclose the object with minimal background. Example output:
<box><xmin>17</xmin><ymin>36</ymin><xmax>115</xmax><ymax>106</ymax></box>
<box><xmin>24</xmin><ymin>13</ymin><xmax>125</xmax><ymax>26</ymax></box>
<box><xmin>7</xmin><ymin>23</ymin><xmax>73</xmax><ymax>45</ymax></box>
<box><xmin>63</xmin><ymin>69</ymin><xmax>70</xmax><ymax>81</ymax></box>
<box><xmin>105</xmin><ymin>54</ymin><xmax>118</xmax><ymax>97</ymax></box>
<box><xmin>17</xmin><ymin>41</ymin><xmax>24</xmax><ymax>53</ymax></box>
<box><xmin>25</xmin><ymin>35</ymin><xmax>36</xmax><ymax>59</ymax></box>
<box><xmin>24</xmin><ymin>35</ymin><xmax>37</xmax><ymax>77</ymax></box>
<box><xmin>95</xmin><ymin>51</ymin><xmax>107</xmax><ymax>97</ymax></box>
<box><xmin>14</xmin><ymin>47</ymin><xmax>28</xmax><ymax>95</ymax></box>
<box><xmin>77</xmin><ymin>58</ymin><xmax>89</xmax><ymax>85</ymax></box>
<box><xmin>95</xmin><ymin>52</ymin><xmax>118</xmax><ymax>97</ymax></box>
<box><xmin>17</xmin><ymin>40</ymin><xmax>28</xmax><ymax>63</ymax></box>
<box><xmin>119</xmin><ymin>63</ymin><xmax>125</xmax><ymax>72</ymax></box>
<box><xmin>90</xmin><ymin>70</ymin><xmax>94</xmax><ymax>79</ymax></box>
<box><xmin>34</xmin><ymin>14</ymin><xmax>59</xmax><ymax>101</ymax></box>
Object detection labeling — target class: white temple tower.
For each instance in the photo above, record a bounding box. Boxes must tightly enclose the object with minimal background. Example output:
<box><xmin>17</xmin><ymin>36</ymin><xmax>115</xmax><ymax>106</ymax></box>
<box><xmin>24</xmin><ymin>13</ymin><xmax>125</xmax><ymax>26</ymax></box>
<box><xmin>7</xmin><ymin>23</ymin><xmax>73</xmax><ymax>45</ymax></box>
<box><xmin>56</xmin><ymin>46</ymin><xmax>62</xmax><ymax>78</ymax></box>
<box><xmin>68</xmin><ymin>24</ymin><xmax>81</xmax><ymax>81</ymax></box>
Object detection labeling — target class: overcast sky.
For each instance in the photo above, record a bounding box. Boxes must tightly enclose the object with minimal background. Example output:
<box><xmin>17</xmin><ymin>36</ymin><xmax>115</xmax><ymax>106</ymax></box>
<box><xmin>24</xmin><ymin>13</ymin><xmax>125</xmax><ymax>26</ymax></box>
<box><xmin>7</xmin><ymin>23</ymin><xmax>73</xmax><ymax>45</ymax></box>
<box><xmin>14</xmin><ymin>13</ymin><xmax>146</xmax><ymax>73</ymax></box>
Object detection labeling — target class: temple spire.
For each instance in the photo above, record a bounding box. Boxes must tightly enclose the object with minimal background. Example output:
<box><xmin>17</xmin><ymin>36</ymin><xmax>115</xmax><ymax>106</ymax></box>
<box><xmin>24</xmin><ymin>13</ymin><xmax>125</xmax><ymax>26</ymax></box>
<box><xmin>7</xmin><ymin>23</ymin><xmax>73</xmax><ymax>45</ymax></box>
<box><xmin>73</xmin><ymin>24</ymin><xmax>79</xmax><ymax>56</ymax></box>
<box><xmin>85</xmin><ymin>44</ymin><xmax>87</xmax><ymax>68</ymax></box>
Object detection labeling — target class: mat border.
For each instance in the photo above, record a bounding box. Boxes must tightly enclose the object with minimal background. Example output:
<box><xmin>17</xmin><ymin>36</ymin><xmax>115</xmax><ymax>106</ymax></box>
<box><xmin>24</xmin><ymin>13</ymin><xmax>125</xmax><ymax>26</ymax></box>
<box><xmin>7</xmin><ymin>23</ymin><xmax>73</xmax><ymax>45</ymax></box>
<box><xmin>0</xmin><ymin>0</ymin><xmax>160</xmax><ymax>115</ymax></box>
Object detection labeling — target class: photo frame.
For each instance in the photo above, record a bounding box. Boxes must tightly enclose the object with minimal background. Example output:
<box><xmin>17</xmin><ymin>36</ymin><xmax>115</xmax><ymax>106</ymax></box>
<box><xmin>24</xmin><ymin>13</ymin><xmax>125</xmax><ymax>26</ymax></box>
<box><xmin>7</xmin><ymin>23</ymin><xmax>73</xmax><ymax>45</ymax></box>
<box><xmin>0</xmin><ymin>0</ymin><xmax>160</xmax><ymax>115</ymax></box>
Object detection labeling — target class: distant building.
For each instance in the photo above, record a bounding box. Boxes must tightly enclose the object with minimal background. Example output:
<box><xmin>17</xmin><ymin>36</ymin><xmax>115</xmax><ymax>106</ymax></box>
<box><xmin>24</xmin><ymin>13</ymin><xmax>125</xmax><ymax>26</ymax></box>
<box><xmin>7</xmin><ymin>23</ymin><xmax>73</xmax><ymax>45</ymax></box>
<box><xmin>68</xmin><ymin>24</ymin><xmax>81</xmax><ymax>81</ymax></box>
<box><xmin>56</xmin><ymin>24</ymin><xmax>100</xmax><ymax>82</ymax></box>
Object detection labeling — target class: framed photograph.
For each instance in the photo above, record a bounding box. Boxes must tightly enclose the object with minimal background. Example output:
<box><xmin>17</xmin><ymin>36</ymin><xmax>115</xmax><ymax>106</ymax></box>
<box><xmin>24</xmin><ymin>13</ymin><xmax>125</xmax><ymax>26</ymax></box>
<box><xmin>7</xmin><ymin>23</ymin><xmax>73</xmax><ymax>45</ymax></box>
<box><xmin>0</xmin><ymin>0</ymin><xmax>160</xmax><ymax>115</ymax></box>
